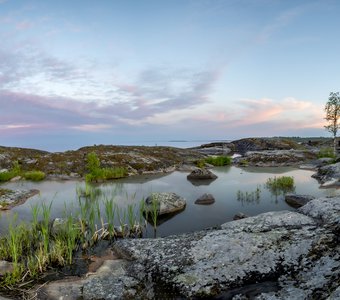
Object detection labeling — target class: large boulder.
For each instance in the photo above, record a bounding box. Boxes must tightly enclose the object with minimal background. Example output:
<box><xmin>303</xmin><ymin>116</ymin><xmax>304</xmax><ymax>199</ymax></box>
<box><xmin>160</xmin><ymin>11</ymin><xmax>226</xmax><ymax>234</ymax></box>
<box><xmin>112</xmin><ymin>197</ymin><xmax>340</xmax><ymax>299</ymax></box>
<box><xmin>285</xmin><ymin>194</ymin><xmax>316</xmax><ymax>208</ymax></box>
<box><xmin>145</xmin><ymin>192</ymin><xmax>186</xmax><ymax>216</ymax></box>
<box><xmin>187</xmin><ymin>168</ymin><xmax>217</xmax><ymax>180</ymax></box>
<box><xmin>312</xmin><ymin>162</ymin><xmax>340</xmax><ymax>186</ymax></box>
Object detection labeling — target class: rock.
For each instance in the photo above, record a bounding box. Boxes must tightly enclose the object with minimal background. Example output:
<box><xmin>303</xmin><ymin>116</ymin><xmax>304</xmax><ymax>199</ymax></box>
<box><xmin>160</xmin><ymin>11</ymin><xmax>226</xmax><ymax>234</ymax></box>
<box><xmin>285</xmin><ymin>194</ymin><xmax>316</xmax><ymax>208</ymax></box>
<box><xmin>233</xmin><ymin>212</ymin><xmax>249</xmax><ymax>220</ymax></box>
<box><xmin>0</xmin><ymin>189</ymin><xmax>39</xmax><ymax>210</ymax></box>
<box><xmin>195</xmin><ymin>193</ymin><xmax>215</xmax><ymax>205</ymax></box>
<box><xmin>9</xmin><ymin>176</ymin><xmax>21</xmax><ymax>182</ymax></box>
<box><xmin>0</xmin><ymin>261</ymin><xmax>13</xmax><ymax>276</ymax></box>
<box><xmin>145</xmin><ymin>192</ymin><xmax>186</xmax><ymax>216</ymax></box>
<box><xmin>240</xmin><ymin>150</ymin><xmax>310</xmax><ymax>167</ymax></box>
<box><xmin>187</xmin><ymin>168</ymin><xmax>217</xmax><ymax>180</ymax></box>
<box><xmin>0</xmin><ymin>169</ymin><xmax>8</xmax><ymax>173</ymax></box>
<box><xmin>112</xmin><ymin>197</ymin><xmax>340</xmax><ymax>299</ymax></box>
<box><xmin>321</xmin><ymin>178</ymin><xmax>339</xmax><ymax>187</ymax></box>
<box><xmin>39</xmin><ymin>260</ymin><xmax>142</xmax><ymax>300</ymax></box>
<box><xmin>312</xmin><ymin>162</ymin><xmax>340</xmax><ymax>184</ymax></box>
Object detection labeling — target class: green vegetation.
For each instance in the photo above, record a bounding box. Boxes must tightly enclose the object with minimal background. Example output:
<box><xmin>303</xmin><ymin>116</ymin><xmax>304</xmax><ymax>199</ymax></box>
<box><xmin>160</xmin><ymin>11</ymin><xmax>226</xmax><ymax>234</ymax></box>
<box><xmin>265</xmin><ymin>176</ymin><xmax>295</xmax><ymax>195</ymax></box>
<box><xmin>317</xmin><ymin>147</ymin><xmax>336</xmax><ymax>159</ymax></box>
<box><xmin>205</xmin><ymin>155</ymin><xmax>232</xmax><ymax>166</ymax></box>
<box><xmin>0</xmin><ymin>188</ymin><xmax>148</xmax><ymax>288</ymax></box>
<box><xmin>85</xmin><ymin>151</ymin><xmax>128</xmax><ymax>182</ymax></box>
<box><xmin>0</xmin><ymin>161</ymin><xmax>46</xmax><ymax>182</ymax></box>
<box><xmin>23</xmin><ymin>170</ymin><xmax>46</xmax><ymax>181</ymax></box>
<box><xmin>324</xmin><ymin>91</ymin><xmax>340</xmax><ymax>156</ymax></box>
<box><xmin>0</xmin><ymin>161</ymin><xmax>21</xmax><ymax>182</ymax></box>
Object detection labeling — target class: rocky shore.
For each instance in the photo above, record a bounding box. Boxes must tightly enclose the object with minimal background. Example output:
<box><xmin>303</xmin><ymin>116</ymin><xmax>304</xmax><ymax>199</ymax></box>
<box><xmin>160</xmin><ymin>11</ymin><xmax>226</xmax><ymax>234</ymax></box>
<box><xmin>35</xmin><ymin>196</ymin><xmax>339</xmax><ymax>299</ymax></box>
<box><xmin>0</xmin><ymin>137</ymin><xmax>339</xmax><ymax>299</ymax></box>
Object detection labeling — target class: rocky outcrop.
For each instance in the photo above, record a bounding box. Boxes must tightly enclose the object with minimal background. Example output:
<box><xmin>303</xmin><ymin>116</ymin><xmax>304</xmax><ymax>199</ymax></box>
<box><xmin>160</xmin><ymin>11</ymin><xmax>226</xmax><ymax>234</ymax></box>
<box><xmin>285</xmin><ymin>194</ymin><xmax>316</xmax><ymax>208</ymax></box>
<box><xmin>194</xmin><ymin>193</ymin><xmax>215</xmax><ymax>205</ymax></box>
<box><xmin>312</xmin><ymin>162</ymin><xmax>340</xmax><ymax>187</ymax></box>
<box><xmin>0</xmin><ymin>145</ymin><xmax>204</xmax><ymax>178</ymax></box>
<box><xmin>33</xmin><ymin>197</ymin><xmax>340</xmax><ymax>299</ymax></box>
<box><xmin>145</xmin><ymin>192</ymin><xmax>186</xmax><ymax>216</ymax></box>
<box><xmin>235</xmin><ymin>149</ymin><xmax>314</xmax><ymax>167</ymax></box>
<box><xmin>110</xmin><ymin>197</ymin><xmax>339</xmax><ymax>299</ymax></box>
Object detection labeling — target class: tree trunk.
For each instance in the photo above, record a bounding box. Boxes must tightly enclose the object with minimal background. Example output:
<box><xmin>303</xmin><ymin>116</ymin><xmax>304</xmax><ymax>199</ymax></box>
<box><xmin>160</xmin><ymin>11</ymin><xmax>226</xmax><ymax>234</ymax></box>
<box><xmin>334</xmin><ymin>135</ymin><xmax>337</xmax><ymax>157</ymax></box>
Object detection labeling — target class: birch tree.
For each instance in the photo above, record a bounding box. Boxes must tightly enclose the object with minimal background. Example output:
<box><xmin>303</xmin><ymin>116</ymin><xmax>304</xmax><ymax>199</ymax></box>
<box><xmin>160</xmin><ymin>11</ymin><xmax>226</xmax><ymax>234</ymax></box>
<box><xmin>324</xmin><ymin>91</ymin><xmax>340</xmax><ymax>156</ymax></box>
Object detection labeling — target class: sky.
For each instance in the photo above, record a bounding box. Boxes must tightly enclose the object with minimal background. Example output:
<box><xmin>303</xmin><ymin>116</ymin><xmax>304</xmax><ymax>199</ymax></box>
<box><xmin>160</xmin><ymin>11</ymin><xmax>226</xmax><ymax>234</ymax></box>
<box><xmin>1</xmin><ymin>0</ymin><xmax>340</xmax><ymax>151</ymax></box>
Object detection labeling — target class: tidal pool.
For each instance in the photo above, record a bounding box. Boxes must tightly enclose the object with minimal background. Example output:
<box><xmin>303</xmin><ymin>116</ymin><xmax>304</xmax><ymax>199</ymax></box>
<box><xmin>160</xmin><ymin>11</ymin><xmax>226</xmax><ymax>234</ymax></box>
<box><xmin>0</xmin><ymin>166</ymin><xmax>338</xmax><ymax>237</ymax></box>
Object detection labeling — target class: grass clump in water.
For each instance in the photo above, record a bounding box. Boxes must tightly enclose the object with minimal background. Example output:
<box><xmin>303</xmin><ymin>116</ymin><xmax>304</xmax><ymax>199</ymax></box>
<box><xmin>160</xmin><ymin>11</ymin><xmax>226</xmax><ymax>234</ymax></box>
<box><xmin>265</xmin><ymin>176</ymin><xmax>295</xmax><ymax>195</ymax></box>
<box><xmin>205</xmin><ymin>156</ymin><xmax>231</xmax><ymax>166</ymax></box>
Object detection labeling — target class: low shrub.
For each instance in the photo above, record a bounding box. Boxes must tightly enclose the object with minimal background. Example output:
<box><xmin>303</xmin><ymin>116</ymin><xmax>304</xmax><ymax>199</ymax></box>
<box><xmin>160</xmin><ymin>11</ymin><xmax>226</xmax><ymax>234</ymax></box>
<box><xmin>0</xmin><ymin>171</ymin><xmax>16</xmax><ymax>182</ymax></box>
<box><xmin>205</xmin><ymin>156</ymin><xmax>232</xmax><ymax>166</ymax></box>
<box><xmin>317</xmin><ymin>147</ymin><xmax>336</xmax><ymax>159</ymax></box>
<box><xmin>24</xmin><ymin>171</ymin><xmax>46</xmax><ymax>181</ymax></box>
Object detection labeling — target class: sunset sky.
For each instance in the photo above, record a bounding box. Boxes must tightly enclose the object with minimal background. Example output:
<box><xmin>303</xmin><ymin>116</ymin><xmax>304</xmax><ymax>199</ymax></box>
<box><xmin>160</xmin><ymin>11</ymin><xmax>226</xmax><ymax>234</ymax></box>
<box><xmin>1</xmin><ymin>0</ymin><xmax>340</xmax><ymax>151</ymax></box>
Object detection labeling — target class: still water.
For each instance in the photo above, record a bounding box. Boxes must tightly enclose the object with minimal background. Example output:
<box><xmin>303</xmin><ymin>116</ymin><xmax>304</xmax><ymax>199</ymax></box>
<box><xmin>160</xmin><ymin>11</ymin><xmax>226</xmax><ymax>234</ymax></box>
<box><xmin>0</xmin><ymin>166</ymin><xmax>338</xmax><ymax>237</ymax></box>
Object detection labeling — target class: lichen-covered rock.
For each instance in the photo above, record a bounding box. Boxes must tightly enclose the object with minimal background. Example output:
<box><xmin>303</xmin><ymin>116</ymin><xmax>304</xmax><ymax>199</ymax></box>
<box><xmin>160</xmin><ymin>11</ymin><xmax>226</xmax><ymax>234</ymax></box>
<box><xmin>112</xmin><ymin>198</ymin><xmax>340</xmax><ymax>299</ymax></box>
<box><xmin>145</xmin><ymin>192</ymin><xmax>186</xmax><ymax>216</ymax></box>
<box><xmin>194</xmin><ymin>193</ymin><xmax>215</xmax><ymax>205</ymax></box>
<box><xmin>285</xmin><ymin>194</ymin><xmax>316</xmax><ymax>208</ymax></box>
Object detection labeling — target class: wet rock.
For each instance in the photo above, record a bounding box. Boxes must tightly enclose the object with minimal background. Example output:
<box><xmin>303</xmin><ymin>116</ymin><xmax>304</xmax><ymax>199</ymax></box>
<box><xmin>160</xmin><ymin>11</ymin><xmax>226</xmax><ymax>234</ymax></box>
<box><xmin>195</xmin><ymin>193</ymin><xmax>215</xmax><ymax>205</ymax></box>
<box><xmin>145</xmin><ymin>192</ymin><xmax>186</xmax><ymax>216</ymax></box>
<box><xmin>285</xmin><ymin>194</ymin><xmax>316</xmax><ymax>208</ymax></box>
<box><xmin>233</xmin><ymin>212</ymin><xmax>249</xmax><ymax>220</ymax></box>
<box><xmin>112</xmin><ymin>198</ymin><xmax>339</xmax><ymax>299</ymax></box>
<box><xmin>187</xmin><ymin>168</ymin><xmax>217</xmax><ymax>180</ymax></box>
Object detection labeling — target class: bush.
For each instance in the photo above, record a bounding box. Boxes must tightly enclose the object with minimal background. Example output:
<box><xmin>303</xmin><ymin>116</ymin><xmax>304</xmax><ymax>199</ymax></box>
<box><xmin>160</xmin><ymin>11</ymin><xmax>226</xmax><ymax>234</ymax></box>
<box><xmin>24</xmin><ymin>171</ymin><xmax>46</xmax><ymax>181</ymax></box>
<box><xmin>205</xmin><ymin>156</ymin><xmax>232</xmax><ymax>166</ymax></box>
<box><xmin>86</xmin><ymin>152</ymin><xmax>101</xmax><ymax>173</ymax></box>
<box><xmin>317</xmin><ymin>147</ymin><xmax>335</xmax><ymax>159</ymax></box>
<box><xmin>265</xmin><ymin>176</ymin><xmax>295</xmax><ymax>195</ymax></box>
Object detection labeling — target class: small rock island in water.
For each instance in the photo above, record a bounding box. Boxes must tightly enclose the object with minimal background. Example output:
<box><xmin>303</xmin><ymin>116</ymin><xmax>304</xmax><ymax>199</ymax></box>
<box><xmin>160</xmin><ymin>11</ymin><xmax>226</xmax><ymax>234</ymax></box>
<box><xmin>0</xmin><ymin>137</ymin><xmax>339</xmax><ymax>299</ymax></box>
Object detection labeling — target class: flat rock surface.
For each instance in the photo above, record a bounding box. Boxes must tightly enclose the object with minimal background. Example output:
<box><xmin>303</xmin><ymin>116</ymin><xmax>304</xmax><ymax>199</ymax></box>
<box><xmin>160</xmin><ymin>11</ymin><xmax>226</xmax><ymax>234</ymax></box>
<box><xmin>112</xmin><ymin>197</ymin><xmax>340</xmax><ymax>299</ymax></box>
<box><xmin>0</xmin><ymin>189</ymin><xmax>39</xmax><ymax>210</ymax></box>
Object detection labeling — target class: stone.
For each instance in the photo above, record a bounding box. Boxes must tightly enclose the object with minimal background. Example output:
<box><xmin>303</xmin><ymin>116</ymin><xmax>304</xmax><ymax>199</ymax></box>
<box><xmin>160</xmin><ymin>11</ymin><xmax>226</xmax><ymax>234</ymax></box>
<box><xmin>145</xmin><ymin>192</ymin><xmax>186</xmax><ymax>216</ymax></box>
<box><xmin>195</xmin><ymin>193</ymin><xmax>215</xmax><ymax>205</ymax></box>
<box><xmin>312</xmin><ymin>162</ymin><xmax>340</xmax><ymax>184</ymax></box>
<box><xmin>112</xmin><ymin>198</ymin><xmax>340</xmax><ymax>299</ymax></box>
<box><xmin>187</xmin><ymin>168</ymin><xmax>217</xmax><ymax>180</ymax></box>
<box><xmin>233</xmin><ymin>212</ymin><xmax>249</xmax><ymax>220</ymax></box>
<box><xmin>285</xmin><ymin>194</ymin><xmax>316</xmax><ymax>208</ymax></box>
<box><xmin>0</xmin><ymin>261</ymin><xmax>13</xmax><ymax>276</ymax></box>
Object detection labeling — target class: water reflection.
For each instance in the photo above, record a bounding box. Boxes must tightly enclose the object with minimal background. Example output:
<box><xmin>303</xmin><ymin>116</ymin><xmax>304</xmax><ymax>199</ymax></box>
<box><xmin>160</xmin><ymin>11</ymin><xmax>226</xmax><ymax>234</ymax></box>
<box><xmin>0</xmin><ymin>167</ymin><xmax>339</xmax><ymax>237</ymax></box>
